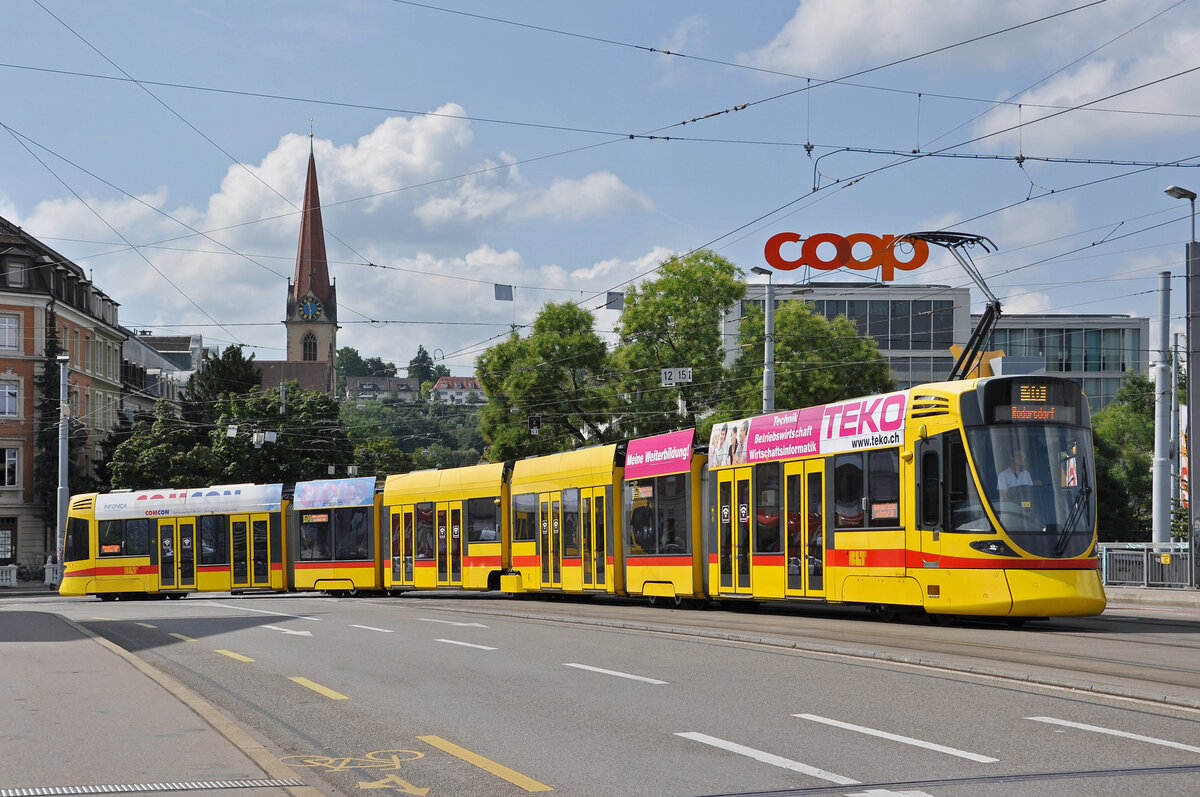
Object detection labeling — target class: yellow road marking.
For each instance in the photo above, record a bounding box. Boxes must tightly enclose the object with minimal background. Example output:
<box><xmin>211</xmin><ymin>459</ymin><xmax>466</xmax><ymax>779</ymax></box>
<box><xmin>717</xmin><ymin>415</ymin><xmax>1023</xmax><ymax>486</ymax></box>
<box><xmin>169</xmin><ymin>632</ymin><xmax>196</xmax><ymax>642</ymax></box>
<box><xmin>417</xmin><ymin>735</ymin><xmax>552</xmax><ymax>792</ymax></box>
<box><xmin>215</xmin><ymin>649</ymin><xmax>255</xmax><ymax>662</ymax></box>
<box><xmin>290</xmin><ymin>676</ymin><xmax>349</xmax><ymax>700</ymax></box>
<box><xmin>91</xmin><ymin>617</ymin><xmax>117</xmax><ymax>621</ymax></box>
<box><xmin>137</xmin><ymin>622</ymin><xmax>157</xmax><ymax>628</ymax></box>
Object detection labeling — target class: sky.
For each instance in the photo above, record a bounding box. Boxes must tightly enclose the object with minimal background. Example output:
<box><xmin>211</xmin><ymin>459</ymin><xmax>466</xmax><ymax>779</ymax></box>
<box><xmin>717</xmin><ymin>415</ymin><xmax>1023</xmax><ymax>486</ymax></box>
<box><xmin>3</xmin><ymin>0</ymin><xmax>1200</xmax><ymax>377</ymax></box>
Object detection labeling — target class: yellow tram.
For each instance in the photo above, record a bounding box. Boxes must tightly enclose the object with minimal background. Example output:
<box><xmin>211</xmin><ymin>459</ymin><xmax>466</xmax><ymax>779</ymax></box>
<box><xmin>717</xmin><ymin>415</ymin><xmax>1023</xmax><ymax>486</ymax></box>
<box><xmin>60</xmin><ymin>375</ymin><xmax>1104</xmax><ymax>619</ymax></box>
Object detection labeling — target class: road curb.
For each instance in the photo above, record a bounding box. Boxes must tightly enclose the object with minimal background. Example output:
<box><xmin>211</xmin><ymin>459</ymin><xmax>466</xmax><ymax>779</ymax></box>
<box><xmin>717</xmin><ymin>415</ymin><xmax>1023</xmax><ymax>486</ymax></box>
<box><xmin>61</xmin><ymin>614</ymin><xmax>324</xmax><ymax>797</ymax></box>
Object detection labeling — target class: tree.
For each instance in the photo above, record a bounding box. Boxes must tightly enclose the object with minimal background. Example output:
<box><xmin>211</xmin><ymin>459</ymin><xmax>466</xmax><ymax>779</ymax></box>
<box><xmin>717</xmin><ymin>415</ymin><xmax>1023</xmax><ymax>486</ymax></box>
<box><xmin>336</xmin><ymin>346</ymin><xmax>367</xmax><ymax>393</ymax></box>
<box><xmin>477</xmin><ymin>302</ymin><xmax>616</xmax><ymax>461</ymax></box>
<box><xmin>613</xmin><ymin>250</ymin><xmax>745</xmax><ymax>437</ymax></box>
<box><xmin>408</xmin><ymin>345</ymin><xmax>434</xmax><ymax>384</ymax></box>
<box><xmin>1092</xmin><ymin>373</ymin><xmax>1153</xmax><ymax>541</ymax></box>
<box><xmin>181</xmin><ymin>345</ymin><xmax>262</xmax><ymax>428</ymax></box>
<box><xmin>106</xmin><ymin>400</ymin><xmax>213</xmax><ymax>489</ymax></box>
<box><xmin>31</xmin><ymin>307</ymin><xmax>93</xmax><ymax>529</ymax></box>
<box><xmin>362</xmin><ymin>356</ymin><xmax>397</xmax><ymax>378</ymax></box>
<box><xmin>720</xmin><ymin>300</ymin><xmax>895</xmax><ymax>422</ymax></box>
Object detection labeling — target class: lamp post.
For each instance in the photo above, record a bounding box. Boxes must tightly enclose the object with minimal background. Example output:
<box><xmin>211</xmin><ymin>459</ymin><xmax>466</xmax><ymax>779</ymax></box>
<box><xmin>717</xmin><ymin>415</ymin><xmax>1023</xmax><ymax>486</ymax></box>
<box><xmin>751</xmin><ymin>266</ymin><xmax>775</xmax><ymax>412</ymax></box>
<box><xmin>1166</xmin><ymin>184</ymin><xmax>1198</xmax><ymax>587</ymax></box>
<box><xmin>54</xmin><ymin>354</ymin><xmax>69</xmax><ymax>586</ymax></box>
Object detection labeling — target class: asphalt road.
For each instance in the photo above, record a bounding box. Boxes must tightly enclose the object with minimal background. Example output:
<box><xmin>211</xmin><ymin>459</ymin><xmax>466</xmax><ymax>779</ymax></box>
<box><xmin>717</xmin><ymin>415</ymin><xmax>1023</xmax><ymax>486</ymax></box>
<box><xmin>31</xmin><ymin>593</ymin><xmax>1200</xmax><ymax>796</ymax></box>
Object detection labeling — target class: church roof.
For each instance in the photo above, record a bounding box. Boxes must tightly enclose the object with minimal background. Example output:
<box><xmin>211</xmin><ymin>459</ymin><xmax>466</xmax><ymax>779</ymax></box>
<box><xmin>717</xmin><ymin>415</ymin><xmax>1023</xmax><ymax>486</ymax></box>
<box><xmin>293</xmin><ymin>148</ymin><xmax>331</xmax><ymax>306</ymax></box>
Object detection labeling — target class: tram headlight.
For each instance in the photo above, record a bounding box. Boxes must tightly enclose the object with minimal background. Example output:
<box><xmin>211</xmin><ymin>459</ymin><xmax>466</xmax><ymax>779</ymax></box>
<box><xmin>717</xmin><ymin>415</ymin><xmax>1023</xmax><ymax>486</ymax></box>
<box><xmin>969</xmin><ymin>539</ymin><xmax>1020</xmax><ymax>557</ymax></box>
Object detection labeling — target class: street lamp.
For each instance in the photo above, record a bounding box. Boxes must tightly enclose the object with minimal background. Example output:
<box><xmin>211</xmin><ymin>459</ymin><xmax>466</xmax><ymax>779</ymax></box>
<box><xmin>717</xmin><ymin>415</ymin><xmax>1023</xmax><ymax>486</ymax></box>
<box><xmin>1166</xmin><ymin>184</ymin><xmax>1198</xmax><ymax>587</ymax></box>
<box><xmin>751</xmin><ymin>266</ymin><xmax>775</xmax><ymax>412</ymax></box>
<box><xmin>53</xmin><ymin>354</ymin><xmax>69</xmax><ymax>587</ymax></box>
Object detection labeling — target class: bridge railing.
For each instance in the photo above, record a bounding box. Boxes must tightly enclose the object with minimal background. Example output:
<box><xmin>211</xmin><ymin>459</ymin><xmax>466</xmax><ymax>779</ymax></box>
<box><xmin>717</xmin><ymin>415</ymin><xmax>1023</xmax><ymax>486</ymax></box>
<box><xmin>1098</xmin><ymin>542</ymin><xmax>1192</xmax><ymax>588</ymax></box>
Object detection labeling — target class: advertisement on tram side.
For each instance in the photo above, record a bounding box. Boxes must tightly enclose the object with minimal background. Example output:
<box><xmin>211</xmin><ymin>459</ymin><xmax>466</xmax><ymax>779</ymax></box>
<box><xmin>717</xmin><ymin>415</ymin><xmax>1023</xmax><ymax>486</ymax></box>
<box><xmin>708</xmin><ymin>390</ymin><xmax>909</xmax><ymax>467</ymax></box>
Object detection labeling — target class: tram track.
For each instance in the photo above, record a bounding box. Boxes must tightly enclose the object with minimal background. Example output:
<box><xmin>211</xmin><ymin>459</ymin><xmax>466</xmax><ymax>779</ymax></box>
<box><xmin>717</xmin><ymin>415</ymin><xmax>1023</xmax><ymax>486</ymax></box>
<box><xmin>380</xmin><ymin>595</ymin><xmax>1200</xmax><ymax>709</ymax></box>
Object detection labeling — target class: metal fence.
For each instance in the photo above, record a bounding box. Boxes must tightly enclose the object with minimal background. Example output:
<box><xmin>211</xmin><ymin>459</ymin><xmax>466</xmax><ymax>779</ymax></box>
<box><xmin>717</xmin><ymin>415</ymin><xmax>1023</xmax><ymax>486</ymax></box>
<box><xmin>1098</xmin><ymin>542</ymin><xmax>1194</xmax><ymax>588</ymax></box>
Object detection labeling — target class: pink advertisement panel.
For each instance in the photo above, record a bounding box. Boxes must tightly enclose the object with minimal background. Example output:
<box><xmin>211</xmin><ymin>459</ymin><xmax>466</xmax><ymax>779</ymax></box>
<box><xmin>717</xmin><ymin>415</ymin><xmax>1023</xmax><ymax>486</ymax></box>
<box><xmin>625</xmin><ymin>429</ymin><xmax>696</xmax><ymax>480</ymax></box>
<box><xmin>707</xmin><ymin>390</ymin><xmax>909</xmax><ymax>467</ymax></box>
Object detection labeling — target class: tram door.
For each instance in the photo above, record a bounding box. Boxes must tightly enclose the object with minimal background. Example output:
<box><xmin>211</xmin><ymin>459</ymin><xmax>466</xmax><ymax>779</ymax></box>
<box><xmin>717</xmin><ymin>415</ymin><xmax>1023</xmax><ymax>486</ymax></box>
<box><xmin>436</xmin><ymin>503</ymin><xmax>463</xmax><ymax>587</ymax></box>
<box><xmin>580</xmin><ymin>489</ymin><xmax>607</xmax><ymax>588</ymax></box>
<box><xmin>390</xmin><ymin>508</ymin><xmax>415</xmax><ymax>587</ymax></box>
<box><xmin>156</xmin><ymin>519</ymin><xmax>196</xmax><ymax>590</ymax></box>
<box><xmin>784</xmin><ymin>461</ymin><xmax>825</xmax><ymax>597</ymax></box>
<box><xmin>717</xmin><ymin>467</ymin><xmax>752</xmax><ymax>595</ymax></box>
<box><xmin>230</xmin><ymin>513</ymin><xmax>272</xmax><ymax>590</ymax></box>
<box><xmin>540</xmin><ymin>492</ymin><xmax>562</xmax><ymax>588</ymax></box>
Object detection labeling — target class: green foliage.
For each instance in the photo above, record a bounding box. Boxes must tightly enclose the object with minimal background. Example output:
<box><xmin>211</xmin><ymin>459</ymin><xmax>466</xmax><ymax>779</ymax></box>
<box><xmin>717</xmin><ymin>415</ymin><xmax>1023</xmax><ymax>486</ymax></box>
<box><xmin>1091</xmin><ymin>373</ymin><xmax>1153</xmax><ymax>541</ymax></box>
<box><xmin>613</xmin><ymin>250</ymin><xmax>745</xmax><ymax>436</ymax></box>
<box><xmin>32</xmin><ymin>308</ymin><xmax>93</xmax><ymax>522</ymax></box>
<box><xmin>107</xmin><ymin>400</ymin><xmax>213</xmax><ymax>489</ymax></box>
<box><xmin>340</xmin><ymin>400</ymin><xmax>483</xmax><ymax>471</ymax></box>
<box><xmin>181</xmin><ymin>345</ymin><xmax>262</xmax><ymax>428</ymax></box>
<box><xmin>110</xmin><ymin>382</ymin><xmax>354</xmax><ymax>488</ymax></box>
<box><xmin>408</xmin><ymin>345</ymin><xmax>434</xmax><ymax>384</ymax></box>
<box><xmin>477</xmin><ymin>302</ymin><xmax>616</xmax><ymax>461</ymax></box>
<box><xmin>723</xmin><ymin>301</ymin><xmax>896</xmax><ymax>419</ymax></box>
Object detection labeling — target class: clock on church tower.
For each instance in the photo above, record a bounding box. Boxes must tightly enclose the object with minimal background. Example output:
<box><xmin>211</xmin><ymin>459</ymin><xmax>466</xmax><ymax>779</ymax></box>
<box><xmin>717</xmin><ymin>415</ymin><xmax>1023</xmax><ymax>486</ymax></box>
<box><xmin>299</xmin><ymin>296</ymin><xmax>323</xmax><ymax>320</ymax></box>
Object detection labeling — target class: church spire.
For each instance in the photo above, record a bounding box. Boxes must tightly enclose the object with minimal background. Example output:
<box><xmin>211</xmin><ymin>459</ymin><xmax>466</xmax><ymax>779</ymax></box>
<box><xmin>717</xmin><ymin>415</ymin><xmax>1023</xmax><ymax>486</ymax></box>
<box><xmin>293</xmin><ymin>146</ymin><xmax>331</xmax><ymax>305</ymax></box>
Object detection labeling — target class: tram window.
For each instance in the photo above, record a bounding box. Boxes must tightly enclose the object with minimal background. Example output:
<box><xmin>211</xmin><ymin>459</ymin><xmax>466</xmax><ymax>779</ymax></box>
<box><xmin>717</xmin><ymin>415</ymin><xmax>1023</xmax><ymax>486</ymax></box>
<box><xmin>868</xmin><ymin>449</ymin><xmax>900</xmax><ymax>528</ymax></box>
<box><xmin>414</xmin><ymin>502</ymin><xmax>436</xmax><ymax>559</ymax></box>
<box><xmin>625</xmin><ymin>473</ymin><xmax>690</xmax><ymax>555</ymax></box>
<box><xmin>562</xmin><ymin>489</ymin><xmax>581</xmax><ymax>557</ymax></box>
<box><xmin>64</xmin><ymin>516</ymin><xmax>89</xmax><ymax>563</ymax></box>
<box><xmin>198</xmin><ymin>516</ymin><xmax>227</xmax><ymax>564</ymax></box>
<box><xmin>98</xmin><ymin>520</ymin><xmax>123</xmax><ymax>556</ymax></box>
<box><xmin>466</xmin><ymin>497</ymin><xmax>500</xmax><ymax>542</ymax></box>
<box><xmin>299</xmin><ymin>511</ymin><xmax>333</xmax><ymax>560</ymax></box>
<box><xmin>98</xmin><ymin>518</ymin><xmax>152</xmax><ymax>557</ymax></box>
<box><xmin>834</xmin><ymin>454</ymin><xmax>865</xmax><ymax>528</ymax></box>
<box><xmin>390</xmin><ymin>511</ymin><xmax>404</xmax><ymax>577</ymax></box>
<box><xmin>333</xmin><ymin>507</ymin><xmax>370</xmax><ymax>560</ymax></box>
<box><xmin>595</xmin><ymin>495</ymin><xmax>607</xmax><ymax>567</ymax></box>
<box><xmin>920</xmin><ymin>450</ymin><xmax>941</xmax><ymax>529</ymax></box>
<box><xmin>946</xmin><ymin>432</ymin><xmax>991</xmax><ymax>533</ymax></box>
<box><xmin>512</xmin><ymin>493</ymin><xmax>537</xmax><ymax>542</ymax></box>
<box><xmin>755</xmin><ymin>463</ymin><xmax>781</xmax><ymax>553</ymax></box>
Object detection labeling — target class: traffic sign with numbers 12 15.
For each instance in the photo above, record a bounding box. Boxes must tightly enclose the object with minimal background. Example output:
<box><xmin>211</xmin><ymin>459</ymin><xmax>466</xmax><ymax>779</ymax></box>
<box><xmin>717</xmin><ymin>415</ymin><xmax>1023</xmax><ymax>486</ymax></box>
<box><xmin>661</xmin><ymin>368</ymin><xmax>693</xmax><ymax>387</ymax></box>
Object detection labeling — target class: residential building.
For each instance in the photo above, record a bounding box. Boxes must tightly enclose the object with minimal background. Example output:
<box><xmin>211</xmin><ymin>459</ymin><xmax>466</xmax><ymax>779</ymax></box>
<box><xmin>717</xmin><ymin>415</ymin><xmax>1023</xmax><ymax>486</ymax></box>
<box><xmin>0</xmin><ymin>215</ymin><xmax>124</xmax><ymax>566</ymax></box>
<box><xmin>430</xmin><ymin>376</ymin><xmax>484</xmax><ymax>404</ymax></box>
<box><xmin>346</xmin><ymin>376</ymin><xmax>422</xmax><ymax>403</ymax></box>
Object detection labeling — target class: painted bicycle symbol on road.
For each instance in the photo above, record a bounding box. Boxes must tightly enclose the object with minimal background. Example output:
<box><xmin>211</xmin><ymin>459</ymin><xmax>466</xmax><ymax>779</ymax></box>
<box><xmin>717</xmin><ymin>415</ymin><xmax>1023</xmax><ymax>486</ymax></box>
<box><xmin>282</xmin><ymin>749</ymin><xmax>429</xmax><ymax>794</ymax></box>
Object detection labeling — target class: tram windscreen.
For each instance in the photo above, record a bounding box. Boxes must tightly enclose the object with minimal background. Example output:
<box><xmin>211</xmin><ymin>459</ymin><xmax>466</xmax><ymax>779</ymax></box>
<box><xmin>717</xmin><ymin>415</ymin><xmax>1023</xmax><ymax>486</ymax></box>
<box><xmin>966</xmin><ymin>378</ymin><xmax>1094</xmax><ymax>558</ymax></box>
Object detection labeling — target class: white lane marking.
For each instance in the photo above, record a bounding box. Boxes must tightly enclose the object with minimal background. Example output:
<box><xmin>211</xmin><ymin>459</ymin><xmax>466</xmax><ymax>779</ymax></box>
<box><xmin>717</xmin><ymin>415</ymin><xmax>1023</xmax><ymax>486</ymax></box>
<box><xmin>435</xmin><ymin>638</ymin><xmax>497</xmax><ymax>650</ymax></box>
<box><xmin>197</xmin><ymin>600</ymin><xmax>321</xmax><ymax>621</ymax></box>
<box><xmin>350</xmin><ymin>624</ymin><xmax>394</xmax><ymax>633</ymax></box>
<box><xmin>795</xmin><ymin>714</ymin><xmax>999</xmax><ymax>763</ymax></box>
<box><xmin>676</xmin><ymin>732</ymin><xmax>859</xmax><ymax>785</ymax></box>
<box><xmin>1028</xmin><ymin>716</ymin><xmax>1200</xmax><ymax>754</ymax></box>
<box><xmin>563</xmin><ymin>663</ymin><xmax>668</xmax><ymax>685</ymax></box>
<box><xmin>264</xmin><ymin>624</ymin><xmax>313</xmax><ymax>637</ymax></box>
<box><xmin>419</xmin><ymin>617</ymin><xmax>488</xmax><ymax>628</ymax></box>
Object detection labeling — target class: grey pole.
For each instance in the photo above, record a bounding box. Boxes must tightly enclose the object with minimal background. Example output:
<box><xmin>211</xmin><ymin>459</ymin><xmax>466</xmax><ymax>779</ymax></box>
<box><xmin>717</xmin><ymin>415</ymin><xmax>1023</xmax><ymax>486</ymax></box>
<box><xmin>55</xmin><ymin>354</ymin><xmax>70</xmax><ymax>579</ymax></box>
<box><xmin>751</xmin><ymin>266</ymin><xmax>775</xmax><ymax>412</ymax></box>
<box><xmin>1166</xmin><ymin>186</ymin><xmax>1197</xmax><ymax>586</ymax></box>
<box><xmin>1153</xmin><ymin>271</ymin><xmax>1172</xmax><ymax>543</ymax></box>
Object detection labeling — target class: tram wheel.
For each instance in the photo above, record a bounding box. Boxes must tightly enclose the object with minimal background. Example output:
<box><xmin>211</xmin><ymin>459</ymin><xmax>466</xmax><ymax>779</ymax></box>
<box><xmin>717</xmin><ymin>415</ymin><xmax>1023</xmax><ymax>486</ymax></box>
<box><xmin>98</xmin><ymin>593</ymin><xmax>117</xmax><ymax>602</ymax></box>
<box><xmin>167</xmin><ymin>593</ymin><xmax>185</xmax><ymax>600</ymax></box>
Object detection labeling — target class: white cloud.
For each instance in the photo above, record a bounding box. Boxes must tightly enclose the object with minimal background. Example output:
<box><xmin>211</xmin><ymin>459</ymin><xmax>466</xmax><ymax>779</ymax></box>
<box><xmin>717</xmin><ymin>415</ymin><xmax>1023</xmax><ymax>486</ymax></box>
<box><xmin>740</xmin><ymin>0</ymin><xmax>1039</xmax><ymax>77</ymax></box>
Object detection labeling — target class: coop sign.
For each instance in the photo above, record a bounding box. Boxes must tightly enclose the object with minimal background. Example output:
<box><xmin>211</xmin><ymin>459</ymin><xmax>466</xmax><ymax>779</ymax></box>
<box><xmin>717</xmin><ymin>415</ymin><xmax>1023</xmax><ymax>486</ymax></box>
<box><xmin>764</xmin><ymin>232</ymin><xmax>930</xmax><ymax>280</ymax></box>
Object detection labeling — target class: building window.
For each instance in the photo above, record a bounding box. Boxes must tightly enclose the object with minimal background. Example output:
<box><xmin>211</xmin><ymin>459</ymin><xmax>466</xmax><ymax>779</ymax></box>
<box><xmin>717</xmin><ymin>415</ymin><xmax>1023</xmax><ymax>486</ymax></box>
<box><xmin>0</xmin><ymin>385</ymin><xmax>16</xmax><ymax>418</ymax></box>
<box><xmin>2</xmin><ymin>448</ymin><xmax>17</xmax><ymax>486</ymax></box>
<box><xmin>4</xmin><ymin>258</ymin><xmax>26</xmax><ymax>288</ymax></box>
<box><xmin>0</xmin><ymin>316</ymin><xmax>17</xmax><ymax>350</ymax></box>
<box><xmin>302</xmin><ymin>332</ymin><xmax>317</xmax><ymax>361</ymax></box>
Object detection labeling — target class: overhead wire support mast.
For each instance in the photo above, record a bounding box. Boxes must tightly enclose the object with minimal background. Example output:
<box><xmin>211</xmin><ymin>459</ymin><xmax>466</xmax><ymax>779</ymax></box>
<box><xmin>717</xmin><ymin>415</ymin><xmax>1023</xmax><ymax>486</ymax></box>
<box><xmin>899</xmin><ymin>231</ymin><xmax>999</xmax><ymax>381</ymax></box>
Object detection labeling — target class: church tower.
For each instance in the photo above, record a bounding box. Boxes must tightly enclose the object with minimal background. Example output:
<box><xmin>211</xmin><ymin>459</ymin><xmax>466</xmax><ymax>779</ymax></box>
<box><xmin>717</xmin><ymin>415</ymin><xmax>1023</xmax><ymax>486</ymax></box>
<box><xmin>283</xmin><ymin>142</ymin><xmax>337</xmax><ymax>392</ymax></box>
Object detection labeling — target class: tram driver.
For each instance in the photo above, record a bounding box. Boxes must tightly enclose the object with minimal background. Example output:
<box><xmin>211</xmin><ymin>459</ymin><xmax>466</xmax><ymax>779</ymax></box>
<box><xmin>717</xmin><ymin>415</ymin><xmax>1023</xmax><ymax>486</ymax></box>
<box><xmin>998</xmin><ymin>449</ymin><xmax>1034</xmax><ymax>499</ymax></box>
